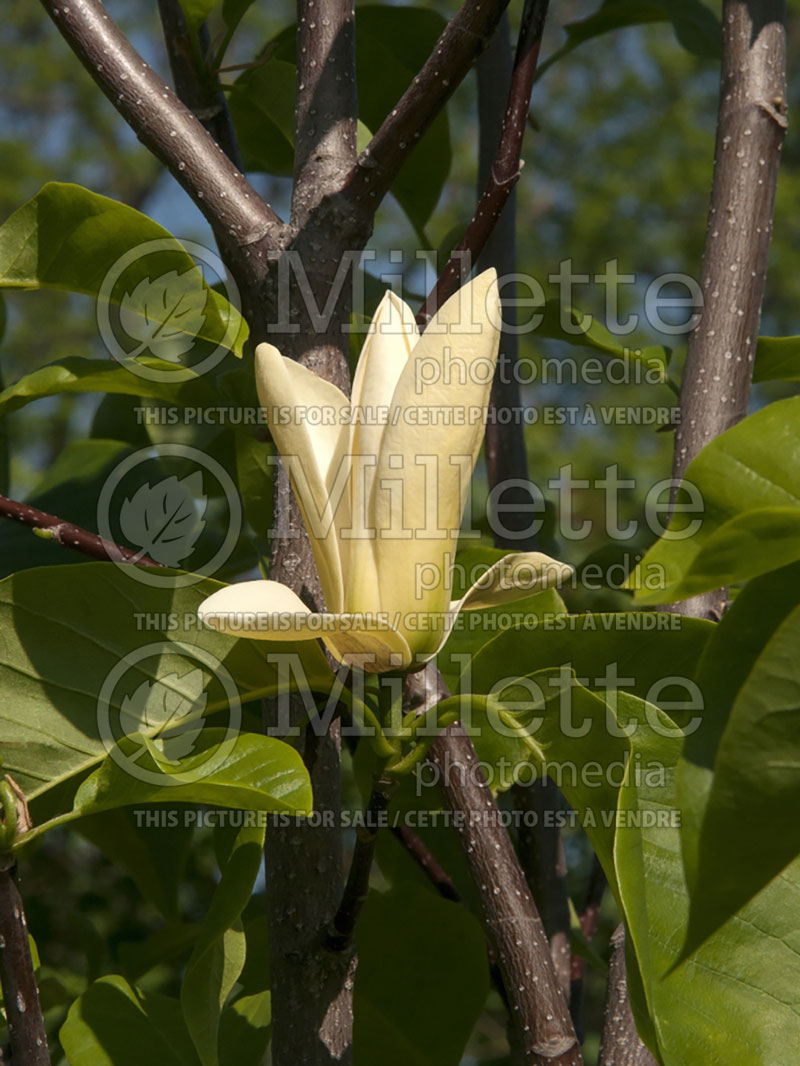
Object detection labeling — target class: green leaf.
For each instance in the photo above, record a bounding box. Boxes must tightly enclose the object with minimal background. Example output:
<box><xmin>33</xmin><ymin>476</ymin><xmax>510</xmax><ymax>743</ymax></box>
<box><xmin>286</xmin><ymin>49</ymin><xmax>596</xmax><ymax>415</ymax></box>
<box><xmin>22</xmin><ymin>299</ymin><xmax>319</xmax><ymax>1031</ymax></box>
<box><xmin>675</xmin><ymin>564</ymin><xmax>800</xmax><ymax>953</ymax></box>
<box><xmin>181</xmin><ymin>823</ymin><xmax>264</xmax><ymax>1066</ymax></box>
<box><xmin>218</xmin><ymin>991</ymin><xmax>271</xmax><ymax>1066</ymax></box>
<box><xmin>47</xmin><ymin>730</ymin><xmax>311</xmax><ymax>836</ymax></box>
<box><xmin>0</xmin><ymin>183</ymin><xmax>247</xmax><ymax>358</ymax></box>
<box><xmin>537</xmin><ymin>0</ymin><xmax>721</xmax><ymax>83</ymax></box>
<box><xmin>464</xmin><ymin>611</ymin><xmax>713</xmax><ymax>707</ymax></box>
<box><xmin>79</xmin><ymin>806</ymin><xmax>194</xmax><ymax>921</ymax></box>
<box><xmin>614</xmin><ymin>697</ymin><xmax>800</xmax><ymax>1065</ymax></box>
<box><xmin>61</xmin><ymin>974</ymin><xmax>200</xmax><ymax>1066</ymax></box>
<box><xmin>0</xmin><ymin>563</ymin><xmax>332</xmax><ymax>809</ymax></box>
<box><xmin>753</xmin><ymin>334</ymin><xmax>800</xmax><ymax>383</ymax></box>
<box><xmin>630</xmin><ymin>397</ymin><xmax>800</xmax><ymax>604</ymax></box>
<box><xmin>535</xmin><ymin>300</ymin><xmax>671</xmax><ymax>380</ymax></box>
<box><xmin>179</xmin><ymin>0</ymin><xmax>215</xmax><ymax>30</ymax></box>
<box><xmin>221</xmin><ymin>0</ymin><xmax>255</xmax><ymax>32</ymax></box>
<box><xmin>354</xmin><ymin>887</ymin><xmax>489</xmax><ymax>1066</ymax></box>
<box><xmin>234</xmin><ymin>430</ymin><xmax>272</xmax><ymax>540</ymax></box>
<box><xmin>182</xmin><ymin>927</ymin><xmax>246</xmax><ymax>1066</ymax></box>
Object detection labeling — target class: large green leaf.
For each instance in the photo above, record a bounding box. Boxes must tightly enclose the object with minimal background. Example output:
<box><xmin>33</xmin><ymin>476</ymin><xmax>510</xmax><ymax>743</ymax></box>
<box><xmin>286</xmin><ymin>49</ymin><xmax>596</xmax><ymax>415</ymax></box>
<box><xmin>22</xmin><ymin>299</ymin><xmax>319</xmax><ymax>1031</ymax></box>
<box><xmin>674</xmin><ymin>564</ymin><xmax>800</xmax><ymax>952</ymax></box>
<box><xmin>182</xmin><ymin>929</ymin><xmax>246</xmax><ymax>1066</ymax></box>
<box><xmin>630</xmin><ymin>397</ymin><xmax>800</xmax><ymax>603</ymax></box>
<box><xmin>36</xmin><ymin>730</ymin><xmax>310</xmax><ymax>837</ymax></box>
<box><xmin>181</xmin><ymin>823</ymin><xmax>264</xmax><ymax>1066</ymax></box>
<box><xmin>536</xmin><ymin>0</ymin><xmax>721</xmax><ymax>83</ymax></box>
<box><xmin>0</xmin><ymin>355</ymin><xmax>220</xmax><ymax>417</ymax></box>
<box><xmin>61</xmin><ymin>974</ymin><xmax>200</xmax><ymax>1066</ymax></box>
<box><xmin>614</xmin><ymin>700</ymin><xmax>800</xmax><ymax>1066</ymax></box>
<box><xmin>463</xmin><ymin>611</ymin><xmax>713</xmax><ymax>708</ymax></box>
<box><xmin>482</xmin><ymin>678</ymin><xmax>800</xmax><ymax>1064</ymax></box>
<box><xmin>0</xmin><ymin>563</ymin><xmax>332</xmax><ymax>809</ymax></box>
<box><xmin>0</xmin><ymin>183</ymin><xmax>247</xmax><ymax>358</ymax></box>
<box><xmin>354</xmin><ymin>886</ymin><xmax>489</xmax><ymax>1066</ymax></box>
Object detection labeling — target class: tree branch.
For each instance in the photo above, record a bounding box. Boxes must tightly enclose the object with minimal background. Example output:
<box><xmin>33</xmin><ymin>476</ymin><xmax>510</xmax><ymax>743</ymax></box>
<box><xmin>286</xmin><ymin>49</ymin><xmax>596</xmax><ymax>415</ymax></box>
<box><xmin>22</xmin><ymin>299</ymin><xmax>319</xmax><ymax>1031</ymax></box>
<box><xmin>0</xmin><ymin>495</ymin><xmax>164</xmax><ymax>567</ymax></box>
<box><xmin>517</xmin><ymin>782</ymin><xmax>571</xmax><ymax>1001</ymax></box>
<box><xmin>340</xmin><ymin>0</ymin><xmax>512</xmax><ymax>218</ymax></box>
<box><xmin>418</xmin><ymin>0</ymin><xmax>549</xmax><ymax>325</ymax></box>
<box><xmin>0</xmin><ymin>781</ymin><xmax>49</xmax><ymax>1066</ymax></box>
<box><xmin>671</xmin><ymin>0</ymin><xmax>786</xmax><ymax>619</ymax></box>
<box><xmin>39</xmin><ymin>0</ymin><xmax>283</xmax><ymax>311</ymax></box>
<box><xmin>291</xmin><ymin>0</ymin><xmax>358</xmax><ymax>231</ymax></box>
<box><xmin>157</xmin><ymin>0</ymin><xmax>245</xmax><ymax>171</ymax></box>
<box><xmin>597</xmin><ymin>925</ymin><xmax>657</xmax><ymax>1066</ymax></box>
<box><xmin>261</xmin><ymin>0</ymin><xmax>363</xmax><ymax>1062</ymax></box>
<box><xmin>0</xmin><ymin>869</ymin><xmax>50</xmax><ymax>1066</ymax></box>
<box><xmin>261</xmin><ymin>718</ymin><xmax>354</xmax><ymax>1066</ymax></box>
<box><xmin>405</xmin><ymin>665</ymin><xmax>581</xmax><ymax>1066</ymax></box>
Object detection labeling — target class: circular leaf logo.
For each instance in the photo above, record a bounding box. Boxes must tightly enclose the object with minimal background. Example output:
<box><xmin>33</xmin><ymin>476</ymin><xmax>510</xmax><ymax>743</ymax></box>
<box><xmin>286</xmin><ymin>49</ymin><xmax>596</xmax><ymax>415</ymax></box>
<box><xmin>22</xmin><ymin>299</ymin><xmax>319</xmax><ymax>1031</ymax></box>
<box><xmin>97</xmin><ymin>444</ymin><xmax>242</xmax><ymax>586</ymax></box>
<box><xmin>96</xmin><ymin>642</ymin><xmax>241</xmax><ymax>786</ymax></box>
<box><xmin>97</xmin><ymin>237</ymin><xmax>243</xmax><ymax>382</ymax></box>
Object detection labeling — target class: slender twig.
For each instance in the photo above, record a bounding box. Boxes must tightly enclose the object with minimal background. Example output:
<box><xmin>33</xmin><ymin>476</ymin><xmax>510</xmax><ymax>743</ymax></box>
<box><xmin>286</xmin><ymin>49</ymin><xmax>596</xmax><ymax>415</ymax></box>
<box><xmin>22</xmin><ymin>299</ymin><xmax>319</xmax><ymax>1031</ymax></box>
<box><xmin>0</xmin><ymin>495</ymin><xmax>164</xmax><ymax>567</ymax></box>
<box><xmin>570</xmin><ymin>855</ymin><xmax>607</xmax><ymax>1040</ymax></box>
<box><xmin>405</xmin><ymin>665</ymin><xmax>581</xmax><ymax>1066</ymax></box>
<box><xmin>418</xmin><ymin>0</ymin><xmax>549</xmax><ymax>325</ymax></box>
<box><xmin>326</xmin><ymin>782</ymin><xmax>393</xmax><ymax>950</ymax></box>
<box><xmin>157</xmin><ymin>0</ymin><xmax>245</xmax><ymax>170</ymax></box>
<box><xmin>475</xmin><ymin>13</ymin><xmax>539</xmax><ymax>551</ymax></box>
<box><xmin>671</xmin><ymin>0</ymin><xmax>786</xmax><ymax>619</ymax></box>
<box><xmin>38</xmin><ymin>0</ymin><xmax>283</xmax><ymax>313</ymax></box>
<box><xmin>391</xmin><ymin>825</ymin><xmax>462</xmax><ymax>903</ymax></box>
<box><xmin>340</xmin><ymin>0</ymin><xmax>512</xmax><ymax>217</ymax></box>
<box><xmin>597</xmin><ymin>926</ymin><xmax>658</xmax><ymax>1066</ymax></box>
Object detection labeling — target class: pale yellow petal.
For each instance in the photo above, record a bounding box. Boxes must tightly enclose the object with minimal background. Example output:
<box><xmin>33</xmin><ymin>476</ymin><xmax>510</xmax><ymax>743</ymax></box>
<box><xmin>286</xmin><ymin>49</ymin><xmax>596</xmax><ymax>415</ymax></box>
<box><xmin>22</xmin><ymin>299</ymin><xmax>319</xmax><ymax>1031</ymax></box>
<box><xmin>343</xmin><ymin>291</ymin><xmax>418</xmax><ymax>614</ymax></box>
<box><xmin>322</xmin><ymin>626</ymin><xmax>412</xmax><ymax>674</ymax></box>
<box><xmin>454</xmin><ymin>552</ymin><xmax>574</xmax><ymax>611</ymax></box>
<box><xmin>198</xmin><ymin>580</ymin><xmax>412</xmax><ymax>672</ymax></box>
<box><xmin>410</xmin><ymin>553</ymin><xmax>574</xmax><ymax>667</ymax></box>
<box><xmin>255</xmin><ymin>343</ymin><xmax>350</xmax><ymax>612</ymax></box>
<box><xmin>197</xmin><ymin>580</ymin><xmax>321</xmax><ymax>640</ymax></box>
<box><xmin>371</xmin><ymin>269</ymin><xmax>501</xmax><ymax>640</ymax></box>
<box><xmin>349</xmin><ymin>289</ymin><xmax>418</xmax><ymax>465</ymax></box>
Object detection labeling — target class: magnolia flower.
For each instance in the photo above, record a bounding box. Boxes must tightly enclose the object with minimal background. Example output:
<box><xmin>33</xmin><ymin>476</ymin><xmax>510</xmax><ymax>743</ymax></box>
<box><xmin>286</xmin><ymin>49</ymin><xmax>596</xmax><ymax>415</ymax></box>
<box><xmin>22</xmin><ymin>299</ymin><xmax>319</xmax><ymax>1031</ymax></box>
<box><xmin>198</xmin><ymin>269</ymin><xmax>571</xmax><ymax>672</ymax></box>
